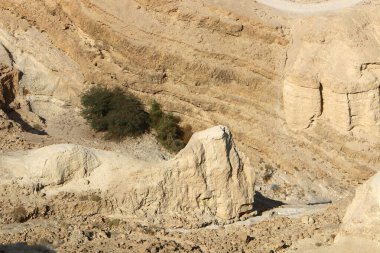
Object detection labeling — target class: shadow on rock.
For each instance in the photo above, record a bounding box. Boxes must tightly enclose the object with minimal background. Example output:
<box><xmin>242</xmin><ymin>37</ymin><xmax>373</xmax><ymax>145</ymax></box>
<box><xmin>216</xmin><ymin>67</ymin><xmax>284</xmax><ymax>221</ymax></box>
<box><xmin>252</xmin><ymin>192</ymin><xmax>284</xmax><ymax>215</ymax></box>
<box><xmin>6</xmin><ymin>110</ymin><xmax>47</xmax><ymax>135</ymax></box>
<box><xmin>0</xmin><ymin>243</ymin><xmax>55</xmax><ymax>253</ymax></box>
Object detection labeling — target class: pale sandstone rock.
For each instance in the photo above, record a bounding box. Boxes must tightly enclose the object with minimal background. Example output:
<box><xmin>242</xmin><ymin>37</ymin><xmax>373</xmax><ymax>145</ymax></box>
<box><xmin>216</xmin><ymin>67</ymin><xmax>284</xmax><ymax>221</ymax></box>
<box><xmin>0</xmin><ymin>126</ymin><xmax>255</xmax><ymax>223</ymax></box>
<box><xmin>102</xmin><ymin>125</ymin><xmax>255</xmax><ymax>221</ymax></box>
<box><xmin>297</xmin><ymin>172</ymin><xmax>380</xmax><ymax>252</ymax></box>
<box><xmin>1</xmin><ymin>144</ymin><xmax>100</xmax><ymax>185</ymax></box>
<box><xmin>283</xmin><ymin>80</ymin><xmax>321</xmax><ymax>129</ymax></box>
<box><xmin>284</xmin><ymin>12</ymin><xmax>380</xmax><ymax>136</ymax></box>
<box><xmin>0</xmin><ymin>27</ymin><xmax>85</xmax><ymax>103</ymax></box>
<box><xmin>0</xmin><ymin>0</ymin><xmax>378</xmax><ymax>205</ymax></box>
<box><xmin>337</xmin><ymin>172</ymin><xmax>380</xmax><ymax>243</ymax></box>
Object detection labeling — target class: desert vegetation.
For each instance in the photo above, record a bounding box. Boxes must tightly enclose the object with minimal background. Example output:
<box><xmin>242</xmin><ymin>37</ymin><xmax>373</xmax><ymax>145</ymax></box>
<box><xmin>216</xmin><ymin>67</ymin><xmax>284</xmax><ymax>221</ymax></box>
<box><xmin>149</xmin><ymin>100</ymin><xmax>186</xmax><ymax>153</ymax></box>
<box><xmin>80</xmin><ymin>86</ymin><xmax>150</xmax><ymax>139</ymax></box>
<box><xmin>81</xmin><ymin>87</ymin><xmax>192</xmax><ymax>152</ymax></box>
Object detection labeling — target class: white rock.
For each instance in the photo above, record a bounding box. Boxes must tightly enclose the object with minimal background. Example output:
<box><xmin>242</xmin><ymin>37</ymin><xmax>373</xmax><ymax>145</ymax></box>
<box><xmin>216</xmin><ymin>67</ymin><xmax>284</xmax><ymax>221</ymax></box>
<box><xmin>0</xmin><ymin>125</ymin><xmax>255</xmax><ymax>224</ymax></box>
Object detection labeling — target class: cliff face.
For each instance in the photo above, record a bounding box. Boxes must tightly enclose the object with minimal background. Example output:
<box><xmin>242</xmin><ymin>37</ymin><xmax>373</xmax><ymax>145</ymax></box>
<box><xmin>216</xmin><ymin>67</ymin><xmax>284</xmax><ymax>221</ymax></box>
<box><xmin>0</xmin><ymin>44</ymin><xmax>20</xmax><ymax>111</ymax></box>
<box><xmin>0</xmin><ymin>0</ymin><xmax>379</xmax><ymax>202</ymax></box>
<box><xmin>284</xmin><ymin>11</ymin><xmax>380</xmax><ymax>137</ymax></box>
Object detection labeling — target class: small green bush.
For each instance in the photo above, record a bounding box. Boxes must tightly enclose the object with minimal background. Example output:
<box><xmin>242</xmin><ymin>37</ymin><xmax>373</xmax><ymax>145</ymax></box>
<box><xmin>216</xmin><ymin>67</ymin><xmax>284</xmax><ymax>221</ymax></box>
<box><xmin>80</xmin><ymin>86</ymin><xmax>150</xmax><ymax>139</ymax></box>
<box><xmin>81</xmin><ymin>87</ymin><xmax>191</xmax><ymax>152</ymax></box>
<box><xmin>270</xmin><ymin>184</ymin><xmax>281</xmax><ymax>192</ymax></box>
<box><xmin>149</xmin><ymin>100</ymin><xmax>163</xmax><ymax>128</ymax></box>
<box><xmin>90</xmin><ymin>194</ymin><xmax>102</xmax><ymax>202</ymax></box>
<box><xmin>81</xmin><ymin>86</ymin><xmax>114</xmax><ymax>131</ymax></box>
<box><xmin>149</xmin><ymin>101</ymin><xmax>186</xmax><ymax>153</ymax></box>
<box><xmin>156</xmin><ymin>114</ymin><xmax>185</xmax><ymax>152</ymax></box>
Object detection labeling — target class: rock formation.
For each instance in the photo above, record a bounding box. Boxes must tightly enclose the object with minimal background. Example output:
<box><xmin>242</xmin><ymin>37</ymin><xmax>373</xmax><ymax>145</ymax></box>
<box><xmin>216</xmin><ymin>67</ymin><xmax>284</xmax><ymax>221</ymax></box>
<box><xmin>0</xmin><ymin>0</ymin><xmax>379</xmax><ymax>251</ymax></box>
<box><xmin>284</xmin><ymin>12</ymin><xmax>380</xmax><ymax>137</ymax></box>
<box><xmin>0</xmin><ymin>43</ymin><xmax>20</xmax><ymax>111</ymax></box>
<box><xmin>297</xmin><ymin>172</ymin><xmax>380</xmax><ymax>253</ymax></box>
<box><xmin>0</xmin><ymin>126</ymin><xmax>255</xmax><ymax>225</ymax></box>
<box><xmin>0</xmin><ymin>0</ymin><xmax>378</xmax><ymax>203</ymax></box>
<box><xmin>335</xmin><ymin>171</ymin><xmax>380</xmax><ymax>249</ymax></box>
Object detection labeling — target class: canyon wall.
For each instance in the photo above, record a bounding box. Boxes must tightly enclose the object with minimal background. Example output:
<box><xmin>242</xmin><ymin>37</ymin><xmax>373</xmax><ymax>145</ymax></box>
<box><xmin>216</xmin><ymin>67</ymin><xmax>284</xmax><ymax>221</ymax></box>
<box><xmin>0</xmin><ymin>0</ymin><xmax>379</xmax><ymax>202</ymax></box>
<box><xmin>284</xmin><ymin>13</ymin><xmax>380</xmax><ymax>137</ymax></box>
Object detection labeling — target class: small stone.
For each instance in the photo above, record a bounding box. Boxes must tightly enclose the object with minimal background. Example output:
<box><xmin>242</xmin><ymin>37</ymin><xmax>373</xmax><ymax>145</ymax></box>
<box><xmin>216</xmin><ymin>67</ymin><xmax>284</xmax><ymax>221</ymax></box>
<box><xmin>99</xmin><ymin>231</ymin><xmax>109</xmax><ymax>238</ymax></box>
<box><xmin>238</xmin><ymin>232</ymin><xmax>248</xmax><ymax>242</ymax></box>
<box><xmin>302</xmin><ymin>216</ymin><xmax>309</xmax><ymax>224</ymax></box>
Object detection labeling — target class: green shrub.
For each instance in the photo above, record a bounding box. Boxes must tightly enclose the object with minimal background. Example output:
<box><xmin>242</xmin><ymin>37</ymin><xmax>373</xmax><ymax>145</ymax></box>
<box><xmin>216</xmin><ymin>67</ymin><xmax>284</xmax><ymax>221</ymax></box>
<box><xmin>80</xmin><ymin>88</ymin><xmax>191</xmax><ymax>152</ymax></box>
<box><xmin>156</xmin><ymin>114</ymin><xmax>185</xmax><ymax>152</ymax></box>
<box><xmin>149</xmin><ymin>100</ymin><xmax>163</xmax><ymax>128</ymax></box>
<box><xmin>80</xmin><ymin>86</ymin><xmax>150</xmax><ymax>139</ymax></box>
<box><xmin>81</xmin><ymin>86</ymin><xmax>114</xmax><ymax>131</ymax></box>
<box><xmin>149</xmin><ymin>101</ymin><xmax>186</xmax><ymax>153</ymax></box>
<box><xmin>89</xmin><ymin>194</ymin><xmax>102</xmax><ymax>202</ymax></box>
<box><xmin>270</xmin><ymin>184</ymin><xmax>281</xmax><ymax>192</ymax></box>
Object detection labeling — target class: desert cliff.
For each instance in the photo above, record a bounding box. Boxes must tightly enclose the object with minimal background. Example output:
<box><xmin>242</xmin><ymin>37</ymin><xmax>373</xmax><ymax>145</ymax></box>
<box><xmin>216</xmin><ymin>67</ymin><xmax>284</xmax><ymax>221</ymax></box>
<box><xmin>0</xmin><ymin>0</ymin><xmax>379</xmax><ymax>252</ymax></box>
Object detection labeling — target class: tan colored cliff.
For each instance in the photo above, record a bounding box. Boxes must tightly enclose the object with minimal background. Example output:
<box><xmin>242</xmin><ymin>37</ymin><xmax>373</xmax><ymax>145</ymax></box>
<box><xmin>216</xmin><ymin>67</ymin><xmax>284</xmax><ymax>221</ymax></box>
<box><xmin>0</xmin><ymin>0</ymin><xmax>379</xmax><ymax>203</ymax></box>
<box><xmin>284</xmin><ymin>12</ymin><xmax>380</xmax><ymax>137</ymax></box>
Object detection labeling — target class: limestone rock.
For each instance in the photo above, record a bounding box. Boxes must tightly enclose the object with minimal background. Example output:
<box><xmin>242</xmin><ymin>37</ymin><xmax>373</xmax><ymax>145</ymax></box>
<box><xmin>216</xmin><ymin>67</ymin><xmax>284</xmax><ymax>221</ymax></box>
<box><xmin>284</xmin><ymin>12</ymin><xmax>380</xmax><ymax>136</ymax></box>
<box><xmin>0</xmin><ymin>28</ymin><xmax>85</xmax><ymax>104</ymax></box>
<box><xmin>1</xmin><ymin>144</ymin><xmax>101</xmax><ymax>185</ymax></box>
<box><xmin>106</xmin><ymin>125</ymin><xmax>255</xmax><ymax>222</ymax></box>
<box><xmin>0</xmin><ymin>126</ymin><xmax>255</xmax><ymax>224</ymax></box>
<box><xmin>297</xmin><ymin>172</ymin><xmax>380</xmax><ymax>252</ymax></box>
<box><xmin>0</xmin><ymin>43</ymin><xmax>20</xmax><ymax>110</ymax></box>
<box><xmin>336</xmin><ymin>172</ymin><xmax>380</xmax><ymax>243</ymax></box>
<box><xmin>172</xmin><ymin>125</ymin><xmax>255</xmax><ymax>220</ymax></box>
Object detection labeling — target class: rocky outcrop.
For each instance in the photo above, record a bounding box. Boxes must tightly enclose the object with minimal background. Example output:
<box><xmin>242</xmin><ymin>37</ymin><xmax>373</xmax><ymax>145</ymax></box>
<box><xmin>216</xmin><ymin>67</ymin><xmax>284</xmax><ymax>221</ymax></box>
<box><xmin>0</xmin><ymin>43</ymin><xmax>20</xmax><ymax>111</ymax></box>
<box><xmin>337</xmin><ymin>172</ymin><xmax>380</xmax><ymax>244</ymax></box>
<box><xmin>0</xmin><ymin>126</ymin><xmax>255</xmax><ymax>225</ymax></box>
<box><xmin>0</xmin><ymin>26</ymin><xmax>84</xmax><ymax>104</ymax></box>
<box><xmin>171</xmin><ymin>125</ymin><xmax>255</xmax><ymax>220</ymax></box>
<box><xmin>297</xmin><ymin>172</ymin><xmax>380</xmax><ymax>253</ymax></box>
<box><xmin>284</xmin><ymin>12</ymin><xmax>380</xmax><ymax>137</ymax></box>
<box><xmin>1</xmin><ymin>144</ymin><xmax>100</xmax><ymax>185</ymax></box>
<box><xmin>0</xmin><ymin>0</ymin><xmax>379</xmax><ymax>204</ymax></box>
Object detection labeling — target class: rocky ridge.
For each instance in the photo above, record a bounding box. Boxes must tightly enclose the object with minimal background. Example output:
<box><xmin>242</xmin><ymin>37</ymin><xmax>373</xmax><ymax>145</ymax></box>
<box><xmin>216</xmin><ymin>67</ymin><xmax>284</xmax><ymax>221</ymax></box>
<box><xmin>0</xmin><ymin>126</ymin><xmax>255</xmax><ymax>227</ymax></box>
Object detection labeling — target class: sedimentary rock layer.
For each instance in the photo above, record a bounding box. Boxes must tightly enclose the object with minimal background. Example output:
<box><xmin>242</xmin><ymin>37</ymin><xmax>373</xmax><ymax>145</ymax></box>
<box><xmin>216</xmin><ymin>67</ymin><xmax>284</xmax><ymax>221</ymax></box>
<box><xmin>0</xmin><ymin>126</ymin><xmax>255</xmax><ymax>224</ymax></box>
<box><xmin>0</xmin><ymin>0</ymin><xmax>379</xmax><ymax>202</ymax></box>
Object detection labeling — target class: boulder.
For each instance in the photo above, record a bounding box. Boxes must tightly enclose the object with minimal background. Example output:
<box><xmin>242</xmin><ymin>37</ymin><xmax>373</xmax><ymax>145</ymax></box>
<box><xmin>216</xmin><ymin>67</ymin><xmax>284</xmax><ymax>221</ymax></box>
<box><xmin>0</xmin><ymin>126</ymin><xmax>255</xmax><ymax>224</ymax></box>
<box><xmin>0</xmin><ymin>144</ymin><xmax>100</xmax><ymax>185</ymax></box>
<box><xmin>336</xmin><ymin>172</ymin><xmax>380</xmax><ymax>244</ymax></box>
<box><xmin>297</xmin><ymin>172</ymin><xmax>380</xmax><ymax>253</ymax></box>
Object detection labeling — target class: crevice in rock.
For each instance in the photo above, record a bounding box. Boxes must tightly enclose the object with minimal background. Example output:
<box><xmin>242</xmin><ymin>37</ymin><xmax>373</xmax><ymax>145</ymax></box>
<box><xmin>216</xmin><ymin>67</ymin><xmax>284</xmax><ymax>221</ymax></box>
<box><xmin>6</xmin><ymin>109</ymin><xmax>47</xmax><ymax>135</ymax></box>
<box><xmin>346</xmin><ymin>93</ymin><xmax>353</xmax><ymax>131</ymax></box>
<box><xmin>1</xmin><ymin>44</ymin><xmax>15</xmax><ymax>65</ymax></box>
<box><xmin>319</xmin><ymin>82</ymin><xmax>324</xmax><ymax>116</ymax></box>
